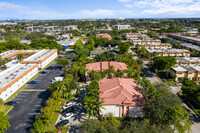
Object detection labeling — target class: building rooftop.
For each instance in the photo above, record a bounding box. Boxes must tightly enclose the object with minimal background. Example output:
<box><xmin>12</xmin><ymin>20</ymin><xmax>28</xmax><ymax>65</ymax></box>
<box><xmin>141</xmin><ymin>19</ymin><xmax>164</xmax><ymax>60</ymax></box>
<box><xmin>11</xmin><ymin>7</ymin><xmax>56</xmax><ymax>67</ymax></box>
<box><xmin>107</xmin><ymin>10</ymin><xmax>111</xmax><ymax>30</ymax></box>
<box><xmin>0</xmin><ymin>64</ymin><xmax>38</xmax><ymax>94</ymax></box>
<box><xmin>181</xmin><ymin>43</ymin><xmax>200</xmax><ymax>52</ymax></box>
<box><xmin>57</xmin><ymin>38</ymin><xmax>79</xmax><ymax>46</ymax></box>
<box><xmin>146</xmin><ymin>48</ymin><xmax>190</xmax><ymax>53</ymax></box>
<box><xmin>86</xmin><ymin>61</ymin><xmax>127</xmax><ymax>72</ymax></box>
<box><xmin>96</xmin><ymin>33</ymin><xmax>112</xmax><ymax>40</ymax></box>
<box><xmin>0</xmin><ymin>50</ymin><xmax>19</xmax><ymax>58</ymax></box>
<box><xmin>172</xmin><ymin>65</ymin><xmax>200</xmax><ymax>72</ymax></box>
<box><xmin>176</xmin><ymin>57</ymin><xmax>200</xmax><ymax>63</ymax></box>
<box><xmin>99</xmin><ymin>78</ymin><xmax>145</xmax><ymax>106</ymax></box>
<box><xmin>138</xmin><ymin>43</ymin><xmax>171</xmax><ymax>46</ymax></box>
<box><xmin>90</xmin><ymin>51</ymin><xmax>105</xmax><ymax>55</ymax></box>
<box><xmin>174</xmin><ymin>35</ymin><xmax>200</xmax><ymax>42</ymax></box>
<box><xmin>22</xmin><ymin>49</ymin><xmax>57</xmax><ymax>62</ymax></box>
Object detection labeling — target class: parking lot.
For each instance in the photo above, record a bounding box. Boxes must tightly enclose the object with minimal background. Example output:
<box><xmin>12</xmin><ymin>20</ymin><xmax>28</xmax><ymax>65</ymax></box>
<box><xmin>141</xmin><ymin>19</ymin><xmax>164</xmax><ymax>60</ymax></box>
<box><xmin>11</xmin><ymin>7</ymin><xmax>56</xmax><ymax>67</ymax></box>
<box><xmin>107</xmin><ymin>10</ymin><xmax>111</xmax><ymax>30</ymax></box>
<box><xmin>6</xmin><ymin>62</ymin><xmax>63</xmax><ymax>133</ymax></box>
<box><xmin>56</xmin><ymin>85</ymin><xmax>88</xmax><ymax>133</ymax></box>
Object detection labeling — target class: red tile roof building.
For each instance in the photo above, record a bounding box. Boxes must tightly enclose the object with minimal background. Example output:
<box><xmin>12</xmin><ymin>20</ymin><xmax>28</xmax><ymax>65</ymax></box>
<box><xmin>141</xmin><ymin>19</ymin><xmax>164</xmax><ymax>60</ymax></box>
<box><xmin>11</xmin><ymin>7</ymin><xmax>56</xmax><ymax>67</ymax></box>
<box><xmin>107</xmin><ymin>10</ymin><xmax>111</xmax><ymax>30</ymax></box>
<box><xmin>99</xmin><ymin>78</ymin><xmax>145</xmax><ymax>117</ymax></box>
<box><xmin>96</xmin><ymin>33</ymin><xmax>112</xmax><ymax>40</ymax></box>
<box><xmin>86</xmin><ymin>61</ymin><xmax>127</xmax><ymax>72</ymax></box>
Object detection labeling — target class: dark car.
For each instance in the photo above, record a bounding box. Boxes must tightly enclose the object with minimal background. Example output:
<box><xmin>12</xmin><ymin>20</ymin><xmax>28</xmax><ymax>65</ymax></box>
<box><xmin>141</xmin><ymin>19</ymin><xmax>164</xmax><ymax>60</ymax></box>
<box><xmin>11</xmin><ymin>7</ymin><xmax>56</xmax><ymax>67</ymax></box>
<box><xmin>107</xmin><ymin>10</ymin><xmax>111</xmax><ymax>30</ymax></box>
<box><xmin>61</xmin><ymin>107</ymin><xmax>74</xmax><ymax>115</ymax></box>
<box><xmin>47</xmin><ymin>66</ymin><xmax>53</xmax><ymax>69</ymax></box>
<box><xmin>27</xmin><ymin>80</ymin><xmax>38</xmax><ymax>84</ymax></box>
<box><xmin>4</xmin><ymin>101</ymin><xmax>17</xmax><ymax>106</ymax></box>
<box><xmin>55</xmin><ymin>120</ymin><xmax>69</xmax><ymax>129</ymax></box>
<box><xmin>40</xmin><ymin>71</ymin><xmax>47</xmax><ymax>74</ymax></box>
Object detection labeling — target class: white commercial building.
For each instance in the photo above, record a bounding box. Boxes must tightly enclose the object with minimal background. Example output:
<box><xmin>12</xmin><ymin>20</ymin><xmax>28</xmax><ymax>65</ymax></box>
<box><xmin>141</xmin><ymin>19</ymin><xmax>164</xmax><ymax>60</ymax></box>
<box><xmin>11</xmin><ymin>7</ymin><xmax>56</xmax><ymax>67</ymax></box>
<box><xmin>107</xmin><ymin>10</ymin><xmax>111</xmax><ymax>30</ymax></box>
<box><xmin>113</xmin><ymin>25</ymin><xmax>131</xmax><ymax>30</ymax></box>
<box><xmin>0</xmin><ymin>64</ymin><xmax>38</xmax><ymax>101</ymax></box>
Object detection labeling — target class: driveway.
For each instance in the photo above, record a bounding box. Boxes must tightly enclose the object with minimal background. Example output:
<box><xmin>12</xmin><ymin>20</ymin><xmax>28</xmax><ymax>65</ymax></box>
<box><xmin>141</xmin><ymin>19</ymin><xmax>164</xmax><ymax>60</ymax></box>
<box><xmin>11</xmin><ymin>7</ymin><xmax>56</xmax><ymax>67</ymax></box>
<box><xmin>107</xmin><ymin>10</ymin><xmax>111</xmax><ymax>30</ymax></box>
<box><xmin>6</xmin><ymin>62</ymin><xmax>63</xmax><ymax>133</ymax></box>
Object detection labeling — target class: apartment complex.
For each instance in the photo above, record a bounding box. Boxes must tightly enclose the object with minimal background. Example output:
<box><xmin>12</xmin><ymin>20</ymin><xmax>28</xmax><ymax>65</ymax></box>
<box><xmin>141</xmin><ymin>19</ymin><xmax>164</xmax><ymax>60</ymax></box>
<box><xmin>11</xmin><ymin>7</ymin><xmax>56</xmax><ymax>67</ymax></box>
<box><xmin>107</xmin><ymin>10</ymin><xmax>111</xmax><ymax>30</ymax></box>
<box><xmin>172</xmin><ymin>35</ymin><xmax>200</xmax><ymax>46</ymax></box>
<box><xmin>171</xmin><ymin>65</ymin><xmax>200</xmax><ymax>82</ymax></box>
<box><xmin>176</xmin><ymin>57</ymin><xmax>200</xmax><ymax>66</ymax></box>
<box><xmin>99</xmin><ymin>78</ymin><xmax>145</xmax><ymax>117</ymax></box>
<box><xmin>181</xmin><ymin>43</ymin><xmax>200</xmax><ymax>52</ymax></box>
<box><xmin>146</xmin><ymin>49</ymin><xmax>190</xmax><ymax>57</ymax></box>
<box><xmin>113</xmin><ymin>25</ymin><xmax>131</xmax><ymax>30</ymax></box>
<box><xmin>96</xmin><ymin>33</ymin><xmax>112</xmax><ymax>40</ymax></box>
<box><xmin>126</xmin><ymin>33</ymin><xmax>150</xmax><ymax>40</ymax></box>
<box><xmin>0</xmin><ymin>64</ymin><xmax>39</xmax><ymax>101</ymax></box>
<box><xmin>132</xmin><ymin>39</ymin><xmax>161</xmax><ymax>45</ymax></box>
<box><xmin>138</xmin><ymin>43</ymin><xmax>172</xmax><ymax>49</ymax></box>
<box><xmin>25</xmin><ymin>25</ymin><xmax>78</xmax><ymax>33</ymax></box>
<box><xmin>0</xmin><ymin>49</ymin><xmax>58</xmax><ymax>101</ymax></box>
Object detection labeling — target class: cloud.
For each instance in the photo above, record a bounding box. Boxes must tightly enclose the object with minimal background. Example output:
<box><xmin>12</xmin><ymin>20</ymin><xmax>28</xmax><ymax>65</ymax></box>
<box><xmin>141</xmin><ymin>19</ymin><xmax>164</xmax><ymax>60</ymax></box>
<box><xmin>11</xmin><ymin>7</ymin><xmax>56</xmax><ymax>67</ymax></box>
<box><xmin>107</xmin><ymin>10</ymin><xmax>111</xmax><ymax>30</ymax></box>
<box><xmin>125</xmin><ymin>4</ymin><xmax>133</xmax><ymax>7</ymax></box>
<box><xmin>80</xmin><ymin>9</ymin><xmax>136</xmax><ymax>17</ymax></box>
<box><xmin>118</xmin><ymin>0</ymin><xmax>132</xmax><ymax>2</ymax></box>
<box><xmin>0</xmin><ymin>1</ymin><xmax>24</xmax><ymax>10</ymax></box>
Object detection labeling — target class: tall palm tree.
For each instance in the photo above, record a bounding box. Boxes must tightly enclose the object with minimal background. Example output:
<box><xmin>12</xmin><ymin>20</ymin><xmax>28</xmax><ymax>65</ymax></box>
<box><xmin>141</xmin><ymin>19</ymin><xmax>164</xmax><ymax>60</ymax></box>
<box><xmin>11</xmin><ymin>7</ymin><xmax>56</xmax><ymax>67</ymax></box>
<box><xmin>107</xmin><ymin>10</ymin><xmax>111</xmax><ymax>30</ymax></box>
<box><xmin>16</xmin><ymin>54</ymin><xmax>23</xmax><ymax>62</ymax></box>
<box><xmin>56</xmin><ymin>58</ymin><xmax>70</xmax><ymax>78</ymax></box>
<box><xmin>107</xmin><ymin>65</ymin><xmax>115</xmax><ymax>78</ymax></box>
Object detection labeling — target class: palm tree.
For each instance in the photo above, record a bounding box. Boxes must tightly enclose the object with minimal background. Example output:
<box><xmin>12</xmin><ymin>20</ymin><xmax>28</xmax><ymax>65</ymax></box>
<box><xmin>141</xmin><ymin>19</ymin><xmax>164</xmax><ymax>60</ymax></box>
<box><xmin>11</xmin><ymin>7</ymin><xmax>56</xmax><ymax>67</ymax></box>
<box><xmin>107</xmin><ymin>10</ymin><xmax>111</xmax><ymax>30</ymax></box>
<box><xmin>107</xmin><ymin>65</ymin><xmax>115</xmax><ymax>78</ymax></box>
<box><xmin>16</xmin><ymin>54</ymin><xmax>23</xmax><ymax>62</ymax></box>
<box><xmin>56</xmin><ymin>58</ymin><xmax>70</xmax><ymax>78</ymax></box>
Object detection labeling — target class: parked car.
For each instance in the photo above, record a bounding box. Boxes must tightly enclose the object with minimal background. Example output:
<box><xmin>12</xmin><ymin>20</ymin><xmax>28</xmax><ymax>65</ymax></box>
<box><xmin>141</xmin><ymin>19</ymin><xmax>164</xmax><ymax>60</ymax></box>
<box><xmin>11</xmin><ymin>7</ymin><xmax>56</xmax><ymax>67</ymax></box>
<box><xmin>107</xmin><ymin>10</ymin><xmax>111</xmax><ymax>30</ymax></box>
<box><xmin>51</xmin><ymin>76</ymin><xmax>64</xmax><ymax>83</ymax></box>
<box><xmin>4</xmin><ymin>101</ymin><xmax>17</xmax><ymax>106</ymax></box>
<box><xmin>55</xmin><ymin>120</ymin><xmax>69</xmax><ymax>129</ymax></box>
<box><xmin>60</xmin><ymin>113</ymin><xmax>73</xmax><ymax>120</ymax></box>
<box><xmin>61</xmin><ymin>107</ymin><xmax>74</xmax><ymax>115</ymax></box>
<box><xmin>27</xmin><ymin>80</ymin><xmax>38</xmax><ymax>84</ymax></box>
<box><xmin>40</xmin><ymin>71</ymin><xmax>47</xmax><ymax>74</ymax></box>
<box><xmin>47</xmin><ymin>66</ymin><xmax>53</xmax><ymax>69</ymax></box>
<box><xmin>63</xmin><ymin>102</ymin><xmax>73</xmax><ymax>110</ymax></box>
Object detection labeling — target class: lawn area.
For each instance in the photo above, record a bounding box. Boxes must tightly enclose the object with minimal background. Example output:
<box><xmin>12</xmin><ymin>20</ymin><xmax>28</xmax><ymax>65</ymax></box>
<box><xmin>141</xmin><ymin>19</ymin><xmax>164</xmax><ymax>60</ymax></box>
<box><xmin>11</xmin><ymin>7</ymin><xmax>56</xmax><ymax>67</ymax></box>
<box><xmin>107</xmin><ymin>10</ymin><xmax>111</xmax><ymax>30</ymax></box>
<box><xmin>0</xmin><ymin>105</ymin><xmax>12</xmax><ymax>114</ymax></box>
<box><xmin>163</xmin><ymin>79</ymin><xmax>178</xmax><ymax>86</ymax></box>
<box><xmin>45</xmin><ymin>112</ymin><xmax>60</xmax><ymax>132</ymax></box>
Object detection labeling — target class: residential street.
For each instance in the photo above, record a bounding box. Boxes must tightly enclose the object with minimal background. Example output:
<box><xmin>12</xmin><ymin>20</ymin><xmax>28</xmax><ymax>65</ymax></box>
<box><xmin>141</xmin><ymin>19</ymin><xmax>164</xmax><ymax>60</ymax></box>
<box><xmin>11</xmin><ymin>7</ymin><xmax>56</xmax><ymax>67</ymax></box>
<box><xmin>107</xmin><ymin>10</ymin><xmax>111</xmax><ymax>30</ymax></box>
<box><xmin>6</xmin><ymin>62</ymin><xmax>63</xmax><ymax>133</ymax></box>
<box><xmin>142</xmin><ymin>60</ymin><xmax>200</xmax><ymax>133</ymax></box>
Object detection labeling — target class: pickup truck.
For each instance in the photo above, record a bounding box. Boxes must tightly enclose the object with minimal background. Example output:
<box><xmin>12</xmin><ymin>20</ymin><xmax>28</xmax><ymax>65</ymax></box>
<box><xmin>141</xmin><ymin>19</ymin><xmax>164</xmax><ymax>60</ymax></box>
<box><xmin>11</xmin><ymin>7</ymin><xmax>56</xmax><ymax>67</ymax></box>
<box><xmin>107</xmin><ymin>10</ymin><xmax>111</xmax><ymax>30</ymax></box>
<box><xmin>51</xmin><ymin>76</ymin><xmax>64</xmax><ymax>83</ymax></box>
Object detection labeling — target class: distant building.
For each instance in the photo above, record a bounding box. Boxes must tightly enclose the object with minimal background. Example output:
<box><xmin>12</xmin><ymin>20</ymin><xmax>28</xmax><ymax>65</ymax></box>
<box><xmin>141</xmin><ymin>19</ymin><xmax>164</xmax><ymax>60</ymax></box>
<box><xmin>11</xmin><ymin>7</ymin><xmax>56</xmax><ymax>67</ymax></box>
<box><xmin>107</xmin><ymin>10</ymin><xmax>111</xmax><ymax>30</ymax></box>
<box><xmin>176</xmin><ymin>57</ymin><xmax>200</xmax><ymax>66</ymax></box>
<box><xmin>20</xmin><ymin>40</ymin><xmax>31</xmax><ymax>45</ymax></box>
<box><xmin>96</xmin><ymin>33</ymin><xmax>112</xmax><ymax>40</ymax></box>
<box><xmin>172</xmin><ymin>35</ymin><xmax>200</xmax><ymax>46</ymax></box>
<box><xmin>146</xmin><ymin>49</ymin><xmax>190</xmax><ymax>57</ymax></box>
<box><xmin>113</xmin><ymin>25</ymin><xmax>131</xmax><ymax>30</ymax></box>
<box><xmin>132</xmin><ymin>39</ymin><xmax>161</xmax><ymax>45</ymax></box>
<box><xmin>90</xmin><ymin>50</ymin><xmax>120</xmax><ymax>58</ymax></box>
<box><xmin>99</xmin><ymin>78</ymin><xmax>145</xmax><ymax>117</ymax></box>
<box><xmin>137</xmin><ymin>43</ymin><xmax>172</xmax><ymax>49</ymax></box>
<box><xmin>57</xmin><ymin>38</ymin><xmax>79</xmax><ymax>47</ymax></box>
<box><xmin>0</xmin><ymin>22</ymin><xmax>17</xmax><ymax>26</ymax></box>
<box><xmin>25</xmin><ymin>25</ymin><xmax>78</xmax><ymax>33</ymax></box>
<box><xmin>126</xmin><ymin>33</ymin><xmax>150</xmax><ymax>40</ymax></box>
<box><xmin>171</xmin><ymin>65</ymin><xmax>200</xmax><ymax>82</ymax></box>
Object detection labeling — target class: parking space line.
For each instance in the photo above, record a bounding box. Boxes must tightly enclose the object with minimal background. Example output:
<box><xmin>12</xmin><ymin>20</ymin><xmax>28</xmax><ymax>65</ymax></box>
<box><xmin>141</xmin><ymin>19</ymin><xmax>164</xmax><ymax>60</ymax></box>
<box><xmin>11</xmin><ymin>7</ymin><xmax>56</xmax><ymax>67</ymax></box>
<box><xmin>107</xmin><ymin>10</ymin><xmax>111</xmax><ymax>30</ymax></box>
<box><xmin>28</xmin><ymin>113</ymin><xmax>41</xmax><ymax>115</ymax></box>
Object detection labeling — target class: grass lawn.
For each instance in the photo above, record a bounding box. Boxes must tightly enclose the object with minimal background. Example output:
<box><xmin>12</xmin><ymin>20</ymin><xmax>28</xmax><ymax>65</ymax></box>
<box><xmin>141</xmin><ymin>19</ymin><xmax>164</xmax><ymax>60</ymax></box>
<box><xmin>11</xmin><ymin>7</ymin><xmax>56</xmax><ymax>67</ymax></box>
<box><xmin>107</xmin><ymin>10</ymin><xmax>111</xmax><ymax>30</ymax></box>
<box><xmin>73</xmin><ymin>36</ymin><xmax>88</xmax><ymax>38</ymax></box>
<box><xmin>45</xmin><ymin>112</ymin><xmax>60</xmax><ymax>132</ymax></box>
<box><xmin>0</xmin><ymin>105</ymin><xmax>13</xmax><ymax>114</ymax></box>
<box><xmin>194</xmin><ymin>109</ymin><xmax>200</xmax><ymax>117</ymax></box>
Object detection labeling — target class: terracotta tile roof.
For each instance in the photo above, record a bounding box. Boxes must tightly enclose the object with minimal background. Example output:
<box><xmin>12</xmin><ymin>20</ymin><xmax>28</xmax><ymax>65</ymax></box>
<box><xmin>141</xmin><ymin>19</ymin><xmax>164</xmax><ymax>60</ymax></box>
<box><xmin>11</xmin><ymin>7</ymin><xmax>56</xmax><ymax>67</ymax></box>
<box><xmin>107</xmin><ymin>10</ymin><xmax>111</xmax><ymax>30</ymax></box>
<box><xmin>96</xmin><ymin>33</ymin><xmax>112</xmax><ymax>40</ymax></box>
<box><xmin>86</xmin><ymin>61</ymin><xmax>127</xmax><ymax>72</ymax></box>
<box><xmin>99</xmin><ymin>78</ymin><xmax>145</xmax><ymax>106</ymax></box>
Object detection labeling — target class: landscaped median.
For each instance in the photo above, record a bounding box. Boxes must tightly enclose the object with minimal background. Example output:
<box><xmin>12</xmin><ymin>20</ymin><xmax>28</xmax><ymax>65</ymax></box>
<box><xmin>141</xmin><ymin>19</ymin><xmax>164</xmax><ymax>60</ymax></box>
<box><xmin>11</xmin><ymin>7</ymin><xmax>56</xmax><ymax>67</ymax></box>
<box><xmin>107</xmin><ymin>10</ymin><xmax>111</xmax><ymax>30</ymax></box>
<box><xmin>0</xmin><ymin>105</ymin><xmax>13</xmax><ymax>114</ymax></box>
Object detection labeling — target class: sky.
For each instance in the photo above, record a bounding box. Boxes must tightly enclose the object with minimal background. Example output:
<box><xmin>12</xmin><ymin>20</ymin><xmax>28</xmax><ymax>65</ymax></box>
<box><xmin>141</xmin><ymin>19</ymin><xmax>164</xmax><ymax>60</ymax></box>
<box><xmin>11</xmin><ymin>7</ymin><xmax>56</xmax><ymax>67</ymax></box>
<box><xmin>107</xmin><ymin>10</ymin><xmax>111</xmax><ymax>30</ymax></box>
<box><xmin>0</xmin><ymin>0</ymin><xmax>200</xmax><ymax>20</ymax></box>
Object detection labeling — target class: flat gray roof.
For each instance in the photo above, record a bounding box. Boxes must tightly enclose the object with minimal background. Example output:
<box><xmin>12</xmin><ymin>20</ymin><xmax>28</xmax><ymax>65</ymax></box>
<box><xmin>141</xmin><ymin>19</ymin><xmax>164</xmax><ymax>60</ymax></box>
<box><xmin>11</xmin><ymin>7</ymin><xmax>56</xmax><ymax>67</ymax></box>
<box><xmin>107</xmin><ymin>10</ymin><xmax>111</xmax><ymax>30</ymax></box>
<box><xmin>174</xmin><ymin>35</ymin><xmax>200</xmax><ymax>42</ymax></box>
<box><xmin>176</xmin><ymin>57</ymin><xmax>200</xmax><ymax>63</ymax></box>
<box><xmin>0</xmin><ymin>64</ymin><xmax>37</xmax><ymax>91</ymax></box>
<box><xmin>181</xmin><ymin>43</ymin><xmax>200</xmax><ymax>52</ymax></box>
<box><xmin>138</xmin><ymin>43</ymin><xmax>171</xmax><ymax>46</ymax></box>
<box><xmin>0</xmin><ymin>50</ymin><xmax>18</xmax><ymax>58</ymax></box>
<box><xmin>146</xmin><ymin>48</ymin><xmax>190</xmax><ymax>53</ymax></box>
<box><xmin>23</xmin><ymin>49</ymin><xmax>57</xmax><ymax>62</ymax></box>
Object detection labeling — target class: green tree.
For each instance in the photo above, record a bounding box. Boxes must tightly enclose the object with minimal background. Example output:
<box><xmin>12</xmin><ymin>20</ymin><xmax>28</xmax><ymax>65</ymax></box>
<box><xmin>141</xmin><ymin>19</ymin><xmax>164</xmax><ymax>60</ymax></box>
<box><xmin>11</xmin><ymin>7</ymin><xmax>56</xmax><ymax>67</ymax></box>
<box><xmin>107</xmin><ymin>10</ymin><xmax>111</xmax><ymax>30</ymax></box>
<box><xmin>16</xmin><ymin>54</ymin><xmax>23</xmax><ymax>62</ymax></box>
<box><xmin>0</xmin><ymin>112</ymin><xmax>10</xmax><ymax>133</ymax></box>
<box><xmin>118</xmin><ymin>42</ymin><xmax>130</xmax><ymax>54</ymax></box>
<box><xmin>153</xmin><ymin>56</ymin><xmax>176</xmax><ymax>72</ymax></box>
<box><xmin>107</xmin><ymin>65</ymin><xmax>115</xmax><ymax>78</ymax></box>
<box><xmin>56</xmin><ymin>58</ymin><xmax>70</xmax><ymax>78</ymax></box>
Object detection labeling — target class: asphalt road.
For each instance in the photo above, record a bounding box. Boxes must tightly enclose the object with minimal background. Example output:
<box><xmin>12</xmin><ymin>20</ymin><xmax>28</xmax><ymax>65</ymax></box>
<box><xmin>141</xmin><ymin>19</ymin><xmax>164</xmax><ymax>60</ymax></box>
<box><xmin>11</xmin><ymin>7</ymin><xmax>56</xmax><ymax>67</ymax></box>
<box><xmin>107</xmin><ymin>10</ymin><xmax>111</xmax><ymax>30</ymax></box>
<box><xmin>6</xmin><ymin>62</ymin><xmax>63</xmax><ymax>133</ymax></box>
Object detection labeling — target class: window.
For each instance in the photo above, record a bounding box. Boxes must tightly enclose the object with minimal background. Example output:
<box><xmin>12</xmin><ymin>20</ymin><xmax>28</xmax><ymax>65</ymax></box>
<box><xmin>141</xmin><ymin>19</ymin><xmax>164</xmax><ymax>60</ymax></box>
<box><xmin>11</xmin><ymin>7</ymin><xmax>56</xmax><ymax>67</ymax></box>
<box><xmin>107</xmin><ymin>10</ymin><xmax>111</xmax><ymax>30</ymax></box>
<box><xmin>126</xmin><ymin>106</ymin><xmax>129</xmax><ymax>109</ymax></box>
<box><xmin>122</xmin><ymin>106</ymin><xmax>124</xmax><ymax>110</ymax></box>
<box><xmin>122</xmin><ymin>113</ymin><xmax>123</xmax><ymax>117</ymax></box>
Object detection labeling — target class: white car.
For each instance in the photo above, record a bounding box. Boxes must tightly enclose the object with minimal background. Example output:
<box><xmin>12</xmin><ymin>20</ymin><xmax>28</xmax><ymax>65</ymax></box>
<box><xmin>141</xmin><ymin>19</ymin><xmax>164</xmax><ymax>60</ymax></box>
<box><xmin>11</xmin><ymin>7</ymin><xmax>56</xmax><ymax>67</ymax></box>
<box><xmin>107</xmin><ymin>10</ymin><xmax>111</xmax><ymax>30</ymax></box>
<box><xmin>62</xmin><ymin>102</ymin><xmax>73</xmax><ymax>110</ymax></box>
<box><xmin>60</xmin><ymin>113</ymin><xmax>73</xmax><ymax>120</ymax></box>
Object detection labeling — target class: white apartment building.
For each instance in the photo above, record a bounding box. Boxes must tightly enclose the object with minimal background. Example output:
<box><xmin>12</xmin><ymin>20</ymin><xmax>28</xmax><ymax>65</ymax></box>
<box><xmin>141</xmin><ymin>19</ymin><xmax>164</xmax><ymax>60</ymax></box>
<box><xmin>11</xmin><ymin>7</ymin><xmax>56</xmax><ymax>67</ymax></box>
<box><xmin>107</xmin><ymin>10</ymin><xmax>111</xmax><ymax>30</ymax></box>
<box><xmin>0</xmin><ymin>64</ymin><xmax>38</xmax><ymax>101</ymax></box>
<box><xmin>21</xmin><ymin>49</ymin><xmax>58</xmax><ymax>69</ymax></box>
<box><xmin>25</xmin><ymin>25</ymin><xmax>78</xmax><ymax>33</ymax></box>
<box><xmin>113</xmin><ymin>25</ymin><xmax>131</xmax><ymax>30</ymax></box>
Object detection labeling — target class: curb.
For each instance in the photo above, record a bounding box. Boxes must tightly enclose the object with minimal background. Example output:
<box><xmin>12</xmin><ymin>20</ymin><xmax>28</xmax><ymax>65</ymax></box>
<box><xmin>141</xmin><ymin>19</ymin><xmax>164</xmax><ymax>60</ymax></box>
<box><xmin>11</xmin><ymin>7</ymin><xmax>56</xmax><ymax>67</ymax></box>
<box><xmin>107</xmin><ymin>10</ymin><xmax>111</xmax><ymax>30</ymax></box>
<box><xmin>5</xmin><ymin>106</ymin><xmax>13</xmax><ymax>115</ymax></box>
